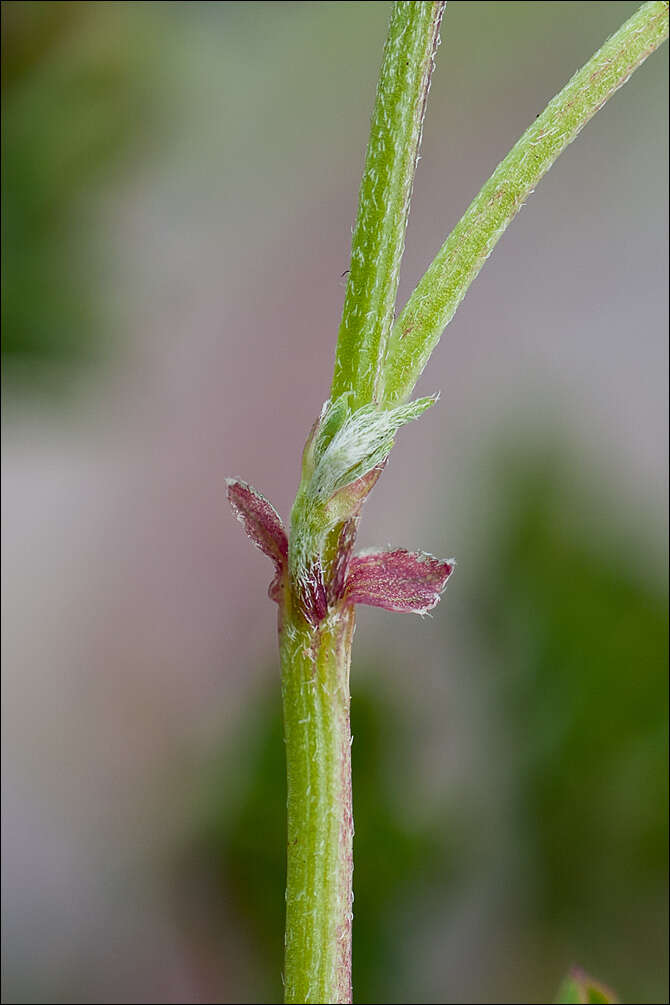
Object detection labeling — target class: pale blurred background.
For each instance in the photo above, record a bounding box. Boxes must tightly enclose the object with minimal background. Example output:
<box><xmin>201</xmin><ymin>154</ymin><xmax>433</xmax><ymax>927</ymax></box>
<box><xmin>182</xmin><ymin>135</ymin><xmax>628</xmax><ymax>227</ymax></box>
<box><xmin>1</xmin><ymin>3</ymin><xmax>668</xmax><ymax>1003</ymax></box>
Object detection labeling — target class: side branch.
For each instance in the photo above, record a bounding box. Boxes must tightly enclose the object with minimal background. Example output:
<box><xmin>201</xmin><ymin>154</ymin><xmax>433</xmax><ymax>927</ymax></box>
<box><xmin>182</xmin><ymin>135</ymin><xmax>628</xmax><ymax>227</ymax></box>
<box><xmin>381</xmin><ymin>1</ymin><xmax>669</xmax><ymax>404</ymax></box>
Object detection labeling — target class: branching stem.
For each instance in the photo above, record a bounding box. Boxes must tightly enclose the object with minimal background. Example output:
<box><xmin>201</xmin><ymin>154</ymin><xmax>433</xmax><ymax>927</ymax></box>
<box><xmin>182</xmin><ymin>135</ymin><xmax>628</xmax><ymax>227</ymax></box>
<box><xmin>261</xmin><ymin>5</ymin><xmax>668</xmax><ymax>1003</ymax></box>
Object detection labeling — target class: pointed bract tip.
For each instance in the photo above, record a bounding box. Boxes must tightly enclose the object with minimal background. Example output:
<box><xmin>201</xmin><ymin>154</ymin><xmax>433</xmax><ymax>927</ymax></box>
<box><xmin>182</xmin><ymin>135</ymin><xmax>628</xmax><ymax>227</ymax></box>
<box><xmin>226</xmin><ymin>478</ymin><xmax>288</xmax><ymax>602</ymax></box>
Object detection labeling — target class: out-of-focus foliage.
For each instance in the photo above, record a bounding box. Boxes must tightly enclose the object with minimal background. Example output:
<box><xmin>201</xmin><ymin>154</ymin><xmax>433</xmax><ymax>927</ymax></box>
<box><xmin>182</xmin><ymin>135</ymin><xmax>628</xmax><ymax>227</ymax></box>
<box><xmin>476</xmin><ymin>449</ymin><xmax>668</xmax><ymax>1002</ymax></box>
<box><xmin>1</xmin><ymin>2</ymin><xmax>150</xmax><ymax>383</ymax></box>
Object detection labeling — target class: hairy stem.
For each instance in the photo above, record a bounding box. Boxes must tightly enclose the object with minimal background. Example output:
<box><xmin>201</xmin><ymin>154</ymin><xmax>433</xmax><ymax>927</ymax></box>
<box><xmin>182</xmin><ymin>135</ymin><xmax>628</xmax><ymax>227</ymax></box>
<box><xmin>331</xmin><ymin>0</ymin><xmax>446</xmax><ymax>409</ymax></box>
<box><xmin>277</xmin><ymin>4</ymin><xmax>668</xmax><ymax>1003</ymax></box>
<box><xmin>282</xmin><ymin>13</ymin><xmax>446</xmax><ymax>992</ymax></box>
<box><xmin>281</xmin><ymin>595</ymin><xmax>355</xmax><ymax>1005</ymax></box>
<box><xmin>381</xmin><ymin>0</ymin><xmax>669</xmax><ymax>404</ymax></box>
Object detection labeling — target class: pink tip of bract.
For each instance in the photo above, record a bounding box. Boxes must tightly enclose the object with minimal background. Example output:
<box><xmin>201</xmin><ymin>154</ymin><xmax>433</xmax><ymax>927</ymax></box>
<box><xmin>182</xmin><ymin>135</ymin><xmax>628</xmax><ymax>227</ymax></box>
<box><xmin>345</xmin><ymin>549</ymin><xmax>454</xmax><ymax>614</ymax></box>
<box><xmin>226</xmin><ymin>479</ymin><xmax>288</xmax><ymax>601</ymax></box>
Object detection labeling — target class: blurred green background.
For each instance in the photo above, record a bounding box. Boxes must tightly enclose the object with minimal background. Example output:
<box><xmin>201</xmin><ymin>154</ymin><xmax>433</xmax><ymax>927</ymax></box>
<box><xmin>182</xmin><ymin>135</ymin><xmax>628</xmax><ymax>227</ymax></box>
<box><xmin>2</xmin><ymin>3</ymin><xmax>667</xmax><ymax>1003</ymax></box>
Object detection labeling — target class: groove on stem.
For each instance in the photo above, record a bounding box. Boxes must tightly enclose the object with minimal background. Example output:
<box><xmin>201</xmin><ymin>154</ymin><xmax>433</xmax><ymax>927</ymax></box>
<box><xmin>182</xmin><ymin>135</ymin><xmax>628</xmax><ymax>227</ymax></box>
<box><xmin>281</xmin><ymin>600</ymin><xmax>355</xmax><ymax>1005</ymax></box>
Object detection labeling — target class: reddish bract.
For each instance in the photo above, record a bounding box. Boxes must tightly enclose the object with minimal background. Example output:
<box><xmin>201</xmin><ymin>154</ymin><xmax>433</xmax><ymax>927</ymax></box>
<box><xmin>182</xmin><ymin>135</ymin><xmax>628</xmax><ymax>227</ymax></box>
<box><xmin>226</xmin><ymin>479</ymin><xmax>288</xmax><ymax>602</ymax></box>
<box><xmin>227</xmin><ymin>480</ymin><xmax>454</xmax><ymax>618</ymax></box>
<box><xmin>345</xmin><ymin>549</ymin><xmax>454</xmax><ymax>614</ymax></box>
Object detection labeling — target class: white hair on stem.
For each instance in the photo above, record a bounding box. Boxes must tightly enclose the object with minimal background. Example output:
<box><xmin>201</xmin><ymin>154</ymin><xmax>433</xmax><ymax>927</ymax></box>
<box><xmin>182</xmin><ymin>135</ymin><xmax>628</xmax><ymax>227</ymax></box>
<box><xmin>289</xmin><ymin>393</ymin><xmax>438</xmax><ymax>615</ymax></box>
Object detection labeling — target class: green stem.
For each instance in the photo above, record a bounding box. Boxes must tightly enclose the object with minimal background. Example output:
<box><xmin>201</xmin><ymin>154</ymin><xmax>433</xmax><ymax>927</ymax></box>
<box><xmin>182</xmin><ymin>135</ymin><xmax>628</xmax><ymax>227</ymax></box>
<box><xmin>381</xmin><ymin>0</ymin><xmax>669</xmax><ymax>405</ymax></box>
<box><xmin>283</xmin><ymin>12</ymin><xmax>449</xmax><ymax>990</ymax></box>
<box><xmin>331</xmin><ymin>1</ymin><xmax>446</xmax><ymax>409</ymax></box>
<box><xmin>278</xmin><ymin>4</ymin><xmax>668</xmax><ymax>1003</ymax></box>
<box><xmin>282</xmin><ymin>11</ymin><xmax>447</xmax><ymax>987</ymax></box>
<box><xmin>281</xmin><ymin>593</ymin><xmax>355</xmax><ymax>1005</ymax></box>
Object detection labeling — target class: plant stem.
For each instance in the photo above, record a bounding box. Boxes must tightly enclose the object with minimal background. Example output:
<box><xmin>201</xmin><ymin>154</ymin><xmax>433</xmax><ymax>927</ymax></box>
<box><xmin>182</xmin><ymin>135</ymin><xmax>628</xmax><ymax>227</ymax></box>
<box><xmin>276</xmin><ymin>4</ymin><xmax>668</xmax><ymax>1003</ymax></box>
<box><xmin>331</xmin><ymin>1</ymin><xmax>446</xmax><ymax>409</ymax></box>
<box><xmin>280</xmin><ymin>592</ymin><xmax>355</xmax><ymax>1005</ymax></box>
<box><xmin>381</xmin><ymin>0</ymin><xmax>669</xmax><ymax>405</ymax></box>
<box><xmin>282</xmin><ymin>11</ymin><xmax>447</xmax><ymax>1001</ymax></box>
